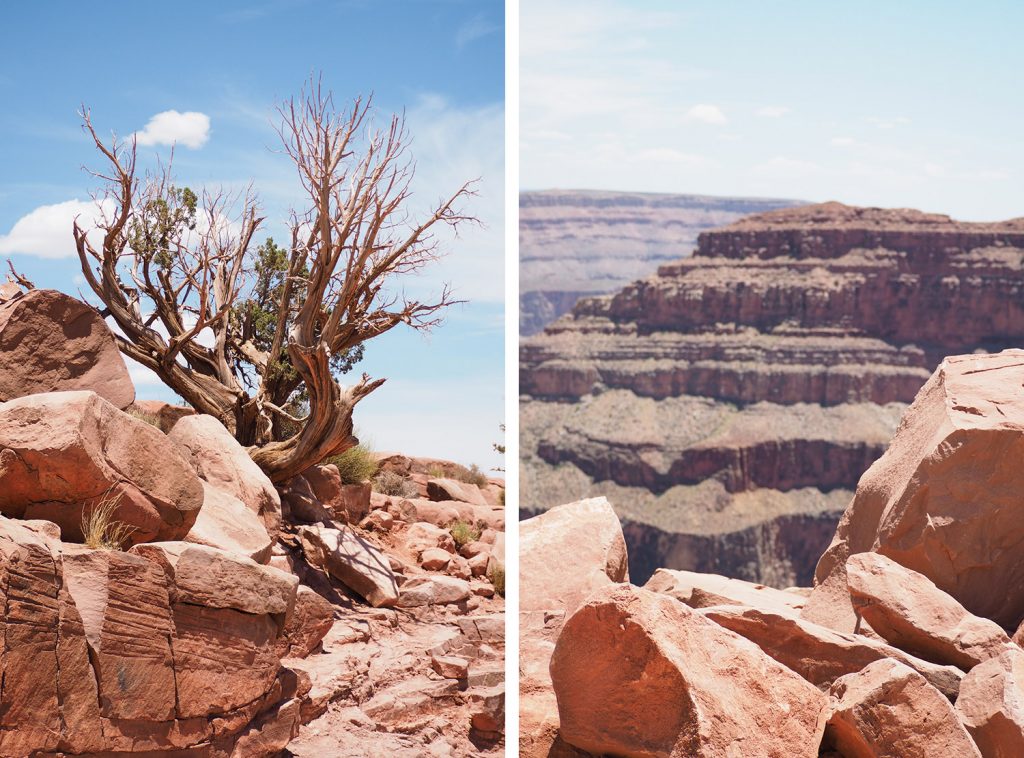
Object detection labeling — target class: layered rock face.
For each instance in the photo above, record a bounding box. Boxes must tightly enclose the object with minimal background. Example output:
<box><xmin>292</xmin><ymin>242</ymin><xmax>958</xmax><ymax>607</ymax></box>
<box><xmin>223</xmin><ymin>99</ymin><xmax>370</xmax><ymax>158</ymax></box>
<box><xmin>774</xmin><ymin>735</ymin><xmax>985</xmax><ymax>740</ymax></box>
<box><xmin>521</xmin><ymin>202</ymin><xmax>1024</xmax><ymax>585</ymax></box>
<box><xmin>0</xmin><ymin>517</ymin><xmax>305</xmax><ymax>757</ymax></box>
<box><xmin>519</xmin><ymin>190</ymin><xmax>802</xmax><ymax>335</ymax></box>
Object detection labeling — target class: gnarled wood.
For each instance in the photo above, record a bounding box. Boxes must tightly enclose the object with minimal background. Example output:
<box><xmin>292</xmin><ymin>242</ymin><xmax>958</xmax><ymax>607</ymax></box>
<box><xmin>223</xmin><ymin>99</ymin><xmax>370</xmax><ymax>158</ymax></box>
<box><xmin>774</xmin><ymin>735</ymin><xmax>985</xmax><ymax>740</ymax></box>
<box><xmin>73</xmin><ymin>76</ymin><xmax>476</xmax><ymax>481</ymax></box>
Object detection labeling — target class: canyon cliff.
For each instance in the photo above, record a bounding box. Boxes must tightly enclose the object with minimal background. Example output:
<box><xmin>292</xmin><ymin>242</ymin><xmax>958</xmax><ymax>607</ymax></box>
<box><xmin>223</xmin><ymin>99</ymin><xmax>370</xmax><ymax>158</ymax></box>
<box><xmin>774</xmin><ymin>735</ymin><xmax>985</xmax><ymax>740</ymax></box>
<box><xmin>520</xmin><ymin>202</ymin><xmax>1024</xmax><ymax>586</ymax></box>
<box><xmin>519</xmin><ymin>190</ymin><xmax>803</xmax><ymax>335</ymax></box>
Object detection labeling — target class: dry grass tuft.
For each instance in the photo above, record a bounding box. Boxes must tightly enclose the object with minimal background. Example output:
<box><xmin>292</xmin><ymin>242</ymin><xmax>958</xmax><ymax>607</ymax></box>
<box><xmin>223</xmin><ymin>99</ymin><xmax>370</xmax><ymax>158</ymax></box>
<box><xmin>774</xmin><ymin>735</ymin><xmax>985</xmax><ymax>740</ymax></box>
<box><xmin>81</xmin><ymin>490</ymin><xmax>136</xmax><ymax>551</ymax></box>
<box><xmin>488</xmin><ymin>562</ymin><xmax>505</xmax><ymax>597</ymax></box>
<box><xmin>373</xmin><ymin>470</ymin><xmax>418</xmax><ymax>498</ymax></box>
<box><xmin>127</xmin><ymin>408</ymin><xmax>162</xmax><ymax>428</ymax></box>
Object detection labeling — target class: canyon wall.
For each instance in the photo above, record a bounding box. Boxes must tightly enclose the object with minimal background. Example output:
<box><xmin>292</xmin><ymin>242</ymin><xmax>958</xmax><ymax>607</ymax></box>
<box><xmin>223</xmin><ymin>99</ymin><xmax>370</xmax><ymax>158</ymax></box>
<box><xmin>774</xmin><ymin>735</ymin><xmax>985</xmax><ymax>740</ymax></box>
<box><xmin>520</xmin><ymin>202</ymin><xmax>1024</xmax><ymax>585</ymax></box>
<box><xmin>519</xmin><ymin>190</ymin><xmax>803</xmax><ymax>335</ymax></box>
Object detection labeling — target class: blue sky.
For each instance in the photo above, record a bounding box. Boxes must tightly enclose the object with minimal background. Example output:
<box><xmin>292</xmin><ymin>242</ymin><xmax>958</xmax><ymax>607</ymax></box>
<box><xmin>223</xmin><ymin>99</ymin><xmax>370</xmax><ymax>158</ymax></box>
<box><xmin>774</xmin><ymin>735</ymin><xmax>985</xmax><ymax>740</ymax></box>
<box><xmin>522</xmin><ymin>0</ymin><xmax>1023</xmax><ymax>221</ymax></box>
<box><xmin>0</xmin><ymin>0</ymin><xmax>505</xmax><ymax>471</ymax></box>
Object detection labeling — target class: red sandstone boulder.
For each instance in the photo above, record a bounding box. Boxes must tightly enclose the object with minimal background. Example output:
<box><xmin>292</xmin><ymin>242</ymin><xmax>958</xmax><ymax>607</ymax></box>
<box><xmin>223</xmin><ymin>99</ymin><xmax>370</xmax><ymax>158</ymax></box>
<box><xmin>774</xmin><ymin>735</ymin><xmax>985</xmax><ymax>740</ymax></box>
<box><xmin>130</xmin><ymin>541</ymin><xmax>298</xmax><ymax>617</ymax></box>
<box><xmin>0</xmin><ymin>390</ymin><xmax>203</xmax><ymax>545</ymax></box>
<box><xmin>396</xmin><ymin>497</ymin><xmax>471</xmax><ymax>527</ymax></box>
<box><xmin>297</xmin><ymin>523</ymin><xmax>399</xmax><ymax>607</ymax></box>
<box><xmin>0</xmin><ymin>288</ymin><xmax>135</xmax><ymax>409</ymax></box>
<box><xmin>846</xmin><ymin>552</ymin><xmax>1012</xmax><ymax>670</ymax></box>
<box><xmin>405</xmin><ymin>521</ymin><xmax>457</xmax><ymax>554</ymax></box>
<box><xmin>169</xmin><ymin>413</ymin><xmax>282</xmax><ymax>538</ymax></box>
<box><xmin>520</xmin><ymin>496</ymin><xmax>628</xmax><ymax>615</ymax></box>
<box><xmin>0</xmin><ymin>516</ymin><xmax>299</xmax><ymax>756</ymax></box>
<box><xmin>810</xmin><ymin>352</ymin><xmax>1024</xmax><ymax>630</ymax></box>
<box><xmin>185</xmin><ymin>481</ymin><xmax>273</xmax><ymax>563</ymax></box>
<box><xmin>520</xmin><ymin>497</ymin><xmax>625</xmax><ymax>757</ymax></box>
<box><xmin>473</xmin><ymin>504</ymin><xmax>506</xmax><ymax>531</ymax></box>
<box><xmin>129</xmin><ymin>542</ymin><xmax>296</xmax><ymax>720</ymax></box>
<box><xmin>701</xmin><ymin>605</ymin><xmax>963</xmax><ymax>699</ymax></box>
<box><xmin>955</xmin><ymin>647</ymin><xmax>1024</xmax><ymax>757</ymax></box>
<box><xmin>420</xmin><ymin>546</ymin><xmax>453</xmax><ymax>571</ymax></box>
<box><xmin>302</xmin><ymin>464</ymin><xmax>372</xmax><ymax>523</ymax></box>
<box><xmin>427</xmin><ymin>477</ymin><xmax>488</xmax><ymax>505</ymax></box>
<box><xmin>550</xmin><ymin>584</ymin><xmax>827</xmax><ymax>757</ymax></box>
<box><xmin>397</xmin><ymin>575</ymin><xmax>472</xmax><ymax>607</ymax></box>
<box><xmin>279</xmin><ymin>473</ymin><xmax>333</xmax><ymax>523</ymax></box>
<box><xmin>823</xmin><ymin>658</ymin><xmax>981</xmax><ymax>757</ymax></box>
<box><xmin>278</xmin><ymin>585</ymin><xmax>335</xmax><ymax>659</ymax></box>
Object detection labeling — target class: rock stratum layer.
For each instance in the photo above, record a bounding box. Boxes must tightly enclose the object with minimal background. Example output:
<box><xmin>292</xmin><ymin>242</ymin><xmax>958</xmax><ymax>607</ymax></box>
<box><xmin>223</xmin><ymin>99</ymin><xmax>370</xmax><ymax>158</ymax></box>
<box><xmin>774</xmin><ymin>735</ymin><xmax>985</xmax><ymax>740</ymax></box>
<box><xmin>519</xmin><ymin>190</ymin><xmax>803</xmax><ymax>335</ymax></box>
<box><xmin>521</xmin><ymin>202</ymin><xmax>1024</xmax><ymax>585</ymax></box>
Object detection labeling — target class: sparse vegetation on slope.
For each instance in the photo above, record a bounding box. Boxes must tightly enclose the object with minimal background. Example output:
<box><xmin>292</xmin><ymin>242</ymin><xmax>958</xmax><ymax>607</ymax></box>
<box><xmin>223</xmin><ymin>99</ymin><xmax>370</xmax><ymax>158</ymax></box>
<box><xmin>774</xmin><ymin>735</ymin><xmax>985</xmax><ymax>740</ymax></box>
<box><xmin>374</xmin><ymin>470</ymin><xmax>417</xmax><ymax>498</ymax></box>
<box><xmin>488</xmin><ymin>563</ymin><xmax>505</xmax><ymax>598</ymax></box>
<box><xmin>449</xmin><ymin>519</ymin><xmax>481</xmax><ymax>548</ymax></box>
<box><xmin>432</xmin><ymin>462</ymin><xmax>489</xmax><ymax>488</ymax></box>
<box><xmin>327</xmin><ymin>443</ymin><xmax>378</xmax><ymax>484</ymax></box>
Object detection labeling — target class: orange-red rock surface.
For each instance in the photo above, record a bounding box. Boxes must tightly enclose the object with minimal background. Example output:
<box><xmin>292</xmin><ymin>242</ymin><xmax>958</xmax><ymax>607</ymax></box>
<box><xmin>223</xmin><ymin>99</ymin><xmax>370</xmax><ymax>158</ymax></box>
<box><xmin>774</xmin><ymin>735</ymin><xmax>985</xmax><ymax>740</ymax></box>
<box><xmin>525</xmin><ymin>353</ymin><xmax>1024</xmax><ymax>755</ymax></box>
<box><xmin>0</xmin><ymin>285</ymin><xmax>506</xmax><ymax>756</ymax></box>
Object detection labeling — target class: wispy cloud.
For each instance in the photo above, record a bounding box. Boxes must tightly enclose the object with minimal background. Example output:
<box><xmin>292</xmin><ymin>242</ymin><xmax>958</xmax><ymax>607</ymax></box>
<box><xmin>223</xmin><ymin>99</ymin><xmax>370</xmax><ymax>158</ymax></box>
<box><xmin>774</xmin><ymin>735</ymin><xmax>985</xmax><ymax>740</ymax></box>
<box><xmin>756</xmin><ymin>105</ymin><xmax>790</xmax><ymax>118</ymax></box>
<box><xmin>134</xmin><ymin>110</ymin><xmax>210</xmax><ymax>149</ymax></box>
<box><xmin>400</xmin><ymin>94</ymin><xmax>504</xmax><ymax>305</ymax></box>
<box><xmin>866</xmin><ymin>115</ymin><xmax>911</xmax><ymax>130</ymax></box>
<box><xmin>456</xmin><ymin>12</ymin><xmax>498</xmax><ymax>49</ymax></box>
<box><xmin>685</xmin><ymin>104</ymin><xmax>727</xmax><ymax>125</ymax></box>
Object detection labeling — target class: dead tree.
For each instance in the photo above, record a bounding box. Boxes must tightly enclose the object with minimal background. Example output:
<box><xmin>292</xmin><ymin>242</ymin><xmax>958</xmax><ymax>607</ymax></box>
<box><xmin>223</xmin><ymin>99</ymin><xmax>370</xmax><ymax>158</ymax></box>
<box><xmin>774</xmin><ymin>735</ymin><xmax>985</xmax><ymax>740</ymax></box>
<box><xmin>74</xmin><ymin>79</ymin><xmax>475</xmax><ymax>482</ymax></box>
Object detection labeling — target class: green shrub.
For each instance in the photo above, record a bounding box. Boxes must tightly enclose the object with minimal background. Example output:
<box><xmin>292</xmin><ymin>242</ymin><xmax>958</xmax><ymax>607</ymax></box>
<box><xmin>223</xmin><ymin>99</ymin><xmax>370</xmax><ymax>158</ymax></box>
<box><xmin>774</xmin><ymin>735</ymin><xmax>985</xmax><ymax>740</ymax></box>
<box><xmin>488</xmin><ymin>562</ymin><xmax>505</xmax><ymax>597</ymax></box>
<box><xmin>462</xmin><ymin>463</ymin><xmax>489</xmax><ymax>488</ymax></box>
<box><xmin>427</xmin><ymin>465</ymin><xmax>448</xmax><ymax>478</ymax></box>
<box><xmin>449</xmin><ymin>519</ymin><xmax>481</xmax><ymax>548</ymax></box>
<box><xmin>327</xmin><ymin>443</ymin><xmax>378</xmax><ymax>484</ymax></box>
<box><xmin>373</xmin><ymin>470</ymin><xmax>417</xmax><ymax>498</ymax></box>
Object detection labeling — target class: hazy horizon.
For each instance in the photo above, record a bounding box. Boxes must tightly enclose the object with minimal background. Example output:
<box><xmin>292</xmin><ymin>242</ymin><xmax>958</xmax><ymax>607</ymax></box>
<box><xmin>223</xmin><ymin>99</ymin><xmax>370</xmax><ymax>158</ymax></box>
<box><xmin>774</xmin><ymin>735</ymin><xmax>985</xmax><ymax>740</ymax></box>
<box><xmin>522</xmin><ymin>0</ymin><xmax>1023</xmax><ymax>222</ymax></box>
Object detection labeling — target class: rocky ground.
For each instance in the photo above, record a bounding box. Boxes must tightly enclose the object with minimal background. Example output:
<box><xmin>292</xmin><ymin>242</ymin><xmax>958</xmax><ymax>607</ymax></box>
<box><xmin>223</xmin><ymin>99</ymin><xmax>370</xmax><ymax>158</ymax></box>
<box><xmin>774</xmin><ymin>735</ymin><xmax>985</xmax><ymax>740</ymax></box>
<box><xmin>519</xmin><ymin>190</ymin><xmax>801</xmax><ymax>335</ymax></box>
<box><xmin>0</xmin><ymin>284</ymin><xmax>504</xmax><ymax>757</ymax></box>
<box><xmin>521</xmin><ymin>201</ymin><xmax>1024</xmax><ymax>585</ymax></box>
<box><xmin>522</xmin><ymin>350</ymin><xmax>1024</xmax><ymax>757</ymax></box>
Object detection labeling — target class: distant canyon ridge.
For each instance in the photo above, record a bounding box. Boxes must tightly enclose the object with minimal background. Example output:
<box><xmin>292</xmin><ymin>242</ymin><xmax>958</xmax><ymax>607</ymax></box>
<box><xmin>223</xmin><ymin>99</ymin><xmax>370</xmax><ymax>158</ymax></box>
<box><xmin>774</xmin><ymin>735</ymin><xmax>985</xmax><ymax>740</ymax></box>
<box><xmin>520</xmin><ymin>201</ymin><xmax>1024</xmax><ymax>587</ymax></box>
<box><xmin>519</xmin><ymin>190</ymin><xmax>804</xmax><ymax>335</ymax></box>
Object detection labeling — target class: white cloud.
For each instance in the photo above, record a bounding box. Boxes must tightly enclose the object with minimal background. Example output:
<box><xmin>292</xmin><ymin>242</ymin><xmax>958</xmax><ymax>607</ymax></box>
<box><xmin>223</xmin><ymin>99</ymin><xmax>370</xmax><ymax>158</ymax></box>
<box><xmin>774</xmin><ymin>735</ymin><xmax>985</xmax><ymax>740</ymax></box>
<box><xmin>866</xmin><ymin>115</ymin><xmax>911</xmax><ymax>130</ymax></box>
<box><xmin>456</xmin><ymin>12</ymin><xmax>499</xmax><ymax>48</ymax></box>
<box><xmin>685</xmin><ymin>104</ymin><xmax>728</xmax><ymax>125</ymax></box>
<box><xmin>134</xmin><ymin>110</ymin><xmax>210</xmax><ymax>149</ymax></box>
<box><xmin>126</xmin><ymin>359</ymin><xmax>165</xmax><ymax>387</ymax></box>
<box><xmin>0</xmin><ymin>199</ymin><xmax>111</xmax><ymax>259</ymax></box>
<box><xmin>756</xmin><ymin>105</ymin><xmax>790</xmax><ymax>118</ymax></box>
<box><xmin>831</xmin><ymin>136</ymin><xmax>856</xmax><ymax>146</ymax></box>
